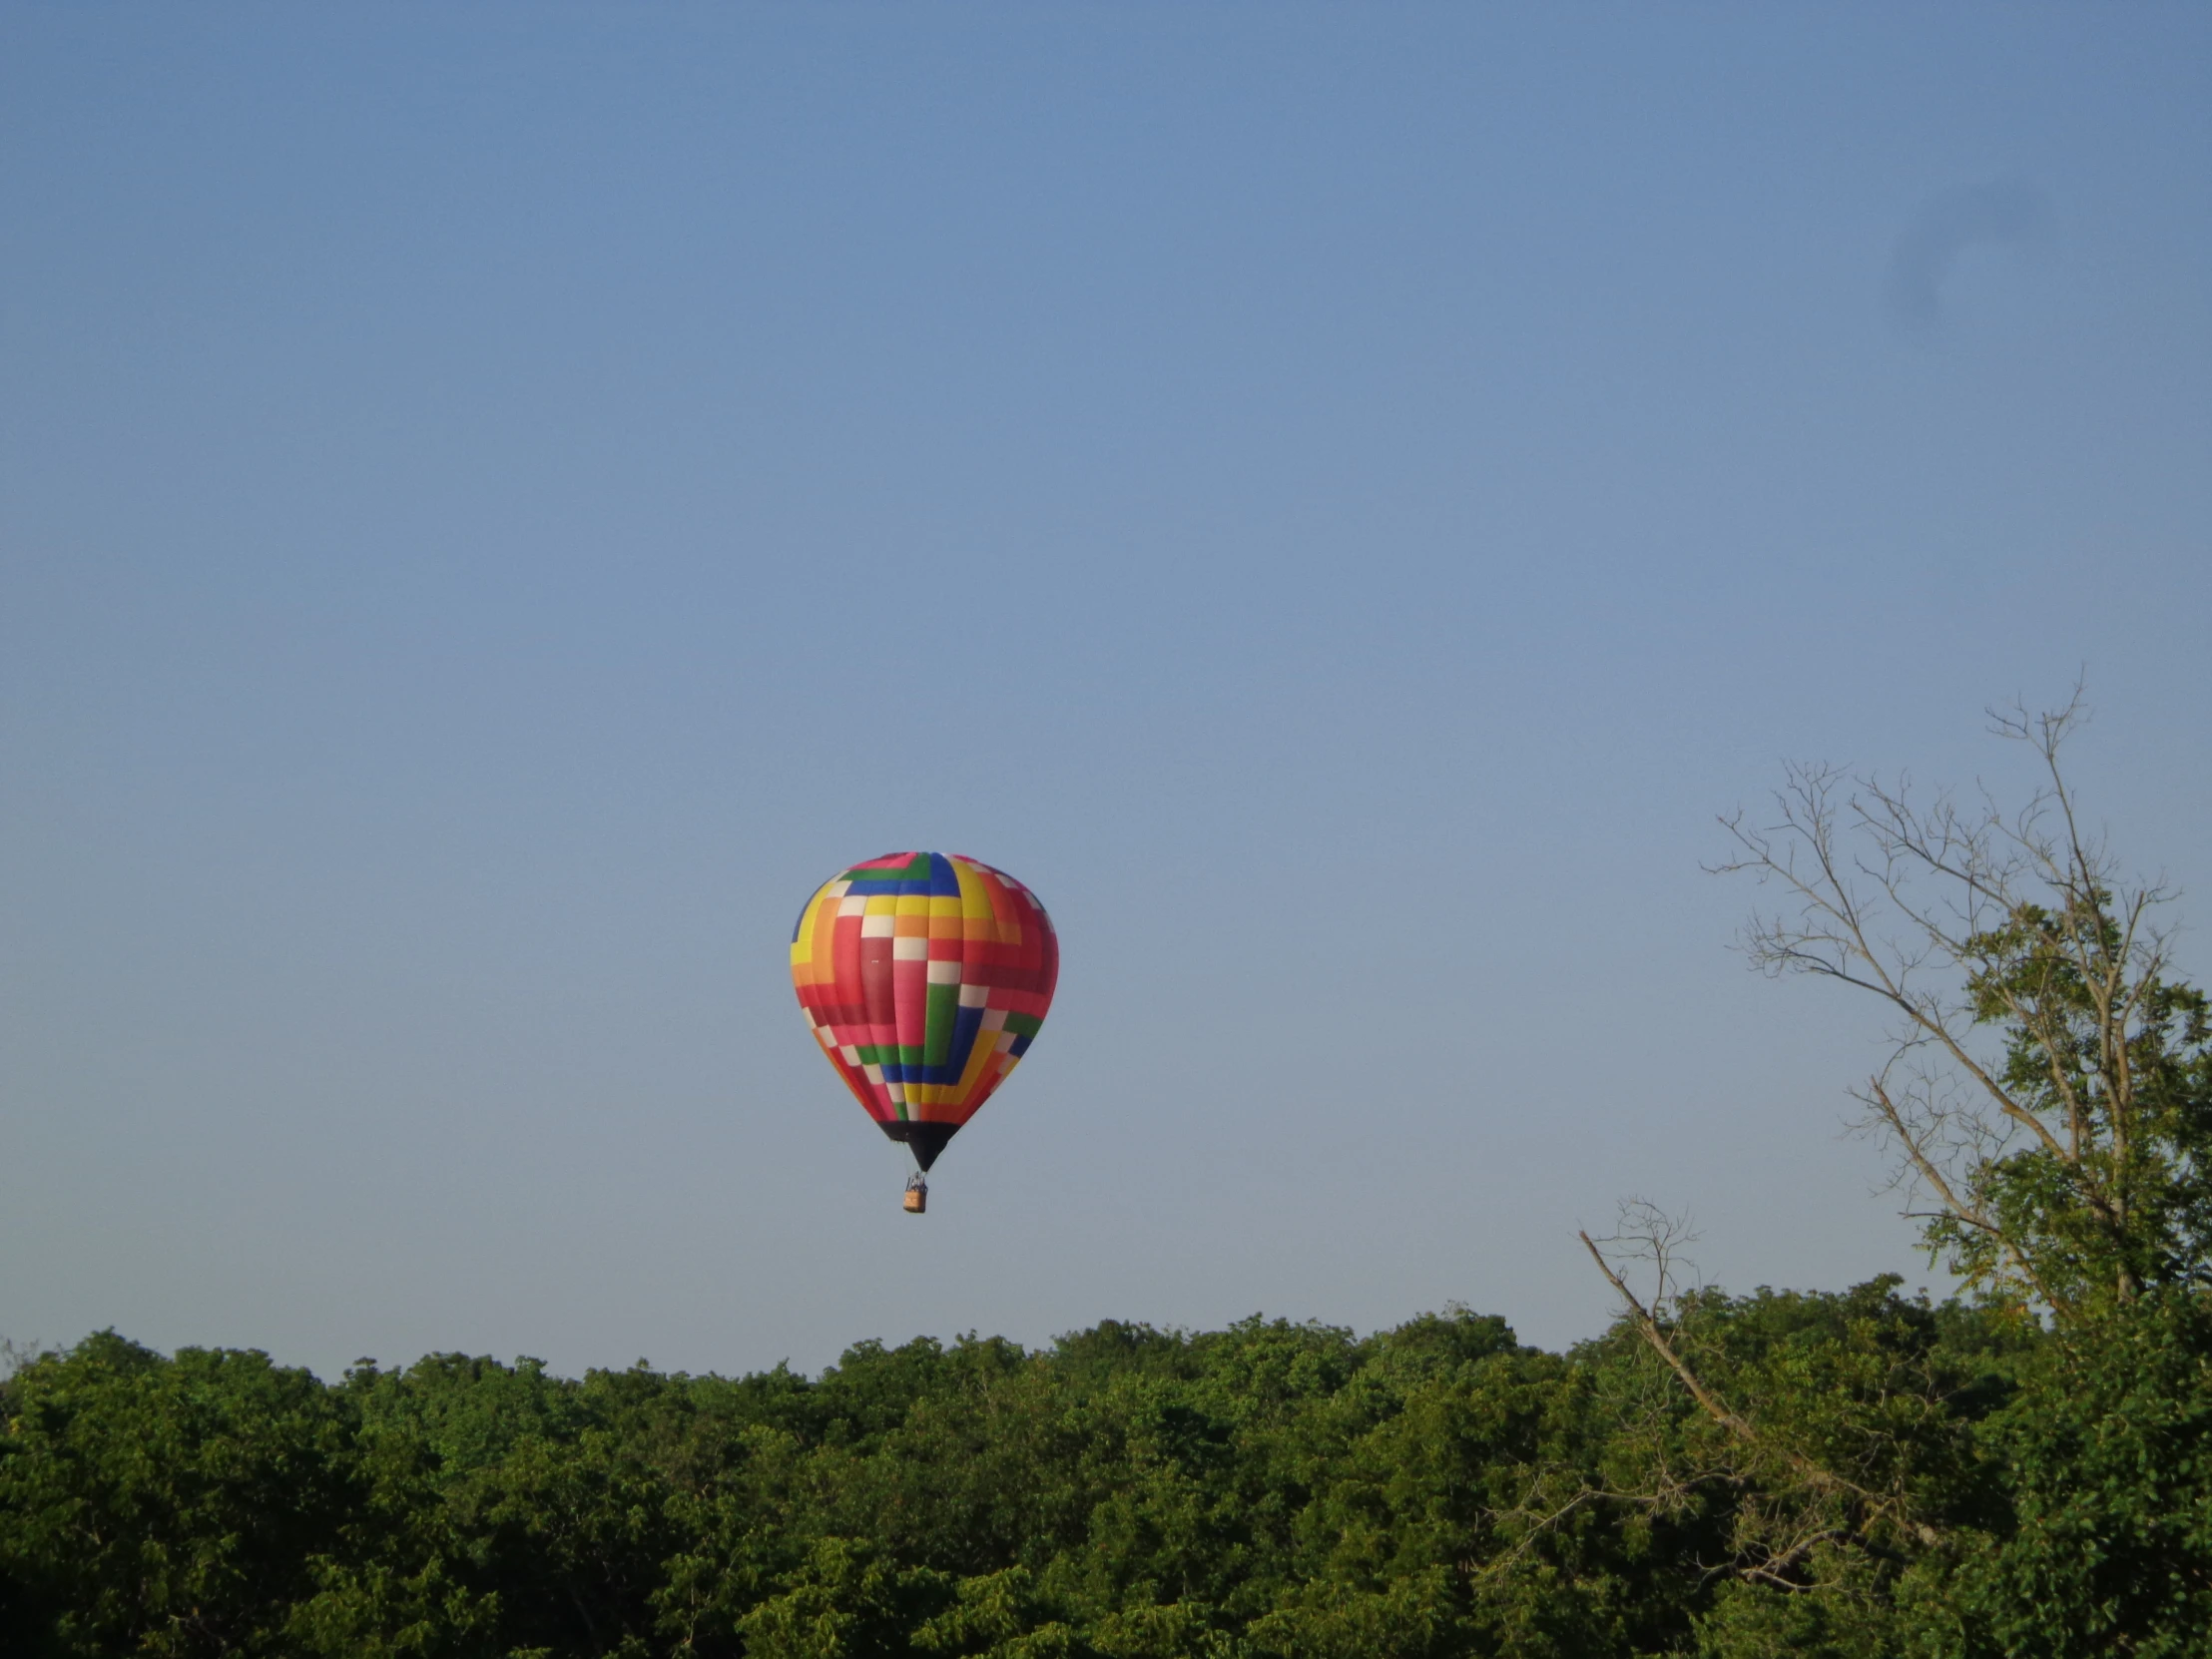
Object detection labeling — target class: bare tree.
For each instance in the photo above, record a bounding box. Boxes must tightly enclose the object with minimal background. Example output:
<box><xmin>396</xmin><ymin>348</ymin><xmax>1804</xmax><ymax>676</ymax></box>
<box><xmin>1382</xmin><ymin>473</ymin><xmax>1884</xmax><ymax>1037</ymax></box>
<box><xmin>1710</xmin><ymin>689</ymin><xmax>2209</xmax><ymax>1318</ymax></box>
<box><xmin>1553</xmin><ymin>1201</ymin><xmax>1945</xmax><ymax>1588</ymax></box>
<box><xmin>1560</xmin><ymin>693</ymin><xmax>2210</xmax><ymax>1601</ymax></box>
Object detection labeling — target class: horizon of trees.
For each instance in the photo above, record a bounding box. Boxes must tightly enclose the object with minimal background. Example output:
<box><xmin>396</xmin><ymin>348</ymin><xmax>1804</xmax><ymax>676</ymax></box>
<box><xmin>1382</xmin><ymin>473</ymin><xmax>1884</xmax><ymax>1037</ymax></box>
<box><xmin>6</xmin><ymin>697</ymin><xmax>2208</xmax><ymax>1657</ymax></box>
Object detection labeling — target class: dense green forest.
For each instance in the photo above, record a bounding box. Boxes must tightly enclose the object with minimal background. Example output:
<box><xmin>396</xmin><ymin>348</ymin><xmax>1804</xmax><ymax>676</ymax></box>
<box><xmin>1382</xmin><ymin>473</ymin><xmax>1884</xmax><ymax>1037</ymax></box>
<box><xmin>7</xmin><ymin>711</ymin><xmax>2209</xmax><ymax>1657</ymax></box>
<box><xmin>7</xmin><ymin>1282</ymin><xmax>2210</xmax><ymax>1659</ymax></box>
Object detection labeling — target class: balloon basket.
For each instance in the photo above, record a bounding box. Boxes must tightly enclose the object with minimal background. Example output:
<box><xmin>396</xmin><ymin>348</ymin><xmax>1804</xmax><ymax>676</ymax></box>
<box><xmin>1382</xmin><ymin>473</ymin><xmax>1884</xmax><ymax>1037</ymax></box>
<box><xmin>902</xmin><ymin>1178</ymin><xmax>927</xmax><ymax>1214</ymax></box>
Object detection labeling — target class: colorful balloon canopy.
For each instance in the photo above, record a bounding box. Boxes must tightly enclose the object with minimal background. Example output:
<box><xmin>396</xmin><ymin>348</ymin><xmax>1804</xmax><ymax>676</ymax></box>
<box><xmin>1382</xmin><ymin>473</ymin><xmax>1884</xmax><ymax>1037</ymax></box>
<box><xmin>790</xmin><ymin>851</ymin><xmax>1058</xmax><ymax>1171</ymax></box>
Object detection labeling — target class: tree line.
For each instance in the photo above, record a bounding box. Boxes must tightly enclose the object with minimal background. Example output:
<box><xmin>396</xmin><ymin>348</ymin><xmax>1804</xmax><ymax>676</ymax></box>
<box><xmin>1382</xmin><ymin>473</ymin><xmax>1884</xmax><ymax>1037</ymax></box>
<box><xmin>5</xmin><ymin>699</ymin><xmax>2207</xmax><ymax>1657</ymax></box>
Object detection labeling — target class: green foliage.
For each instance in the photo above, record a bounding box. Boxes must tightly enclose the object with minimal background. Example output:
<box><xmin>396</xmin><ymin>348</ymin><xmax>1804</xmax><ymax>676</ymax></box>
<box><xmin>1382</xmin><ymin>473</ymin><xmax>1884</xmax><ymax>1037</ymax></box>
<box><xmin>1944</xmin><ymin>901</ymin><xmax>2212</xmax><ymax>1310</ymax></box>
<box><xmin>4</xmin><ymin>1286</ymin><xmax>2209</xmax><ymax>1656</ymax></box>
<box><xmin>1934</xmin><ymin>1288</ymin><xmax>2212</xmax><ymax>1658</ymax></box>
<box><xmin>0</xmin><ymin>1333</ymin><xmax>361</xmax><ymax>1657</ymax></box>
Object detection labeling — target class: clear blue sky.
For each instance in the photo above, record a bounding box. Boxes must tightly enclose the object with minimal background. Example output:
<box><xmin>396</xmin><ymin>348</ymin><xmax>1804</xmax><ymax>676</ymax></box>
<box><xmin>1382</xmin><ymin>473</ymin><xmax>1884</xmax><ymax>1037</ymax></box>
<box><xmin>4</xmin><ymin>4</ymin><xmax>2208</xmax><ymax>1379</ymax></box>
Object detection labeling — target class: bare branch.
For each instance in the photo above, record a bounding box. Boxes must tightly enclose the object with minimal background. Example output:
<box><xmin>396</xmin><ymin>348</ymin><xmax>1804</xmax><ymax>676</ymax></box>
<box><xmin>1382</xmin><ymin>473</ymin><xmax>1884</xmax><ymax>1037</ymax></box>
<box><xmin>1580</xmin><ymin>1227</ymin><xmax>1758</xmax><ymax>1441</ymax></box>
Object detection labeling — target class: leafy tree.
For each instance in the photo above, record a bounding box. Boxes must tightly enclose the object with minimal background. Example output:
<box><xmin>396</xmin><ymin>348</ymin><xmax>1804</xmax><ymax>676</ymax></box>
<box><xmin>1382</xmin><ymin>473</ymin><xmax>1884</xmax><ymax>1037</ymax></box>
<box><xmin>738</xmin><ymin>1536</ymin><xmax>951</xmax><ymax>1659</ymax></box>
<box><xmin>0</xmin><ymin>1334</ymin><xmax>362</xmax><ymax>1657</ymax></box>
<box><xmin>1927</xmin><ymin>1287</ymin><xmax>2212</xmax><ymax>1659</ymax></box>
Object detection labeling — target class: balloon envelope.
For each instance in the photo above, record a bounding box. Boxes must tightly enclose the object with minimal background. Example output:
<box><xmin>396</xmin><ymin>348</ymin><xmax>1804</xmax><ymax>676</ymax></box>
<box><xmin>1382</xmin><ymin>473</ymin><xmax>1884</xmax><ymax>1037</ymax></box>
<box><xmin>790</xmin><ymin>852</ymin><xmax>1058</xmax><ymax>1170</ymax></box>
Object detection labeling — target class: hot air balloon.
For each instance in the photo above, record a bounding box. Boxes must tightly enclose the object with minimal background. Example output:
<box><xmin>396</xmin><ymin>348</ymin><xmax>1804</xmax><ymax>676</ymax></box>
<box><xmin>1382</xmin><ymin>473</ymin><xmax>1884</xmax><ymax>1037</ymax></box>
<box><xmin>790</xmin><ymin>852</ymin><xmax>1058</xmax><ymax>1211</ymax></box>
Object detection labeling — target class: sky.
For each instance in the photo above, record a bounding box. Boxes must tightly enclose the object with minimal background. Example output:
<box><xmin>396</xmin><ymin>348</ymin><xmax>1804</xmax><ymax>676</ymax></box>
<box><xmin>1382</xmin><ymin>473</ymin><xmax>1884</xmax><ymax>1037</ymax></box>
<box><xmin>3</xmin><ymin>3</ymin><xmax>2208</xmax><ymax>1382</ymax></box>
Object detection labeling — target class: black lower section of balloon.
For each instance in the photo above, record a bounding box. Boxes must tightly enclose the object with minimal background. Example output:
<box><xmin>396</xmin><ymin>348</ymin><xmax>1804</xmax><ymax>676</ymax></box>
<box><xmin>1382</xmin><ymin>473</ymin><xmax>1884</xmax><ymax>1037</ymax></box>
<box><xmin>879</xmin><ymin>1119</ymin><xmax>960</xmax><ymax>1171</ymax></box>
